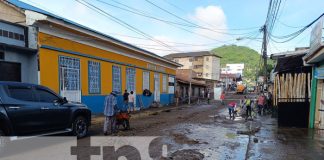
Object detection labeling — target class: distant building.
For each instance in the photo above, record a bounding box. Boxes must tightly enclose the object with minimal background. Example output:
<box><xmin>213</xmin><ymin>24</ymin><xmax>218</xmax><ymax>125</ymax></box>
<box><xmin>175</xmin><ymin>69</ymin><xmax>206</xmax><ymax>100</ymax></box>
<box><xmin>220</xmin><ymin>73</ymin><xmax>238</xmax><ymax>85</ymax></box>
<box><xmin>164</xmin><ymin>51</ymin><xmax>221</xmax><ymax>81</ymax></box>
<box><xmin>221</xmin><ymin>63</ymin><xmax>245</xmax><ymax>76</ymax></box>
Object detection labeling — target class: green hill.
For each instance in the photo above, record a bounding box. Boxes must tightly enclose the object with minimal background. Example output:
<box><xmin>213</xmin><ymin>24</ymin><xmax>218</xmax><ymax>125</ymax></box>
<box><xmin>211</xmin><ymin>45</ymin><xmax>263</xmax><ymax>84</ymax></box>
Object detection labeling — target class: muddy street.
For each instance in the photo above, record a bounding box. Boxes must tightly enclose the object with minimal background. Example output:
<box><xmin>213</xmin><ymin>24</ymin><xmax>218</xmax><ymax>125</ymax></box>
<box><xmin>88</xmin><ymin>93</ymin><xmax>324</xmax><ymax>160</ymax></box>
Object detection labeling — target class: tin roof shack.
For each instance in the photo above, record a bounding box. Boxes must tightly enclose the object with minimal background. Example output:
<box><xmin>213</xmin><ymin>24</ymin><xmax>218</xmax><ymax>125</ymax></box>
<box><xmin>271</xmin><ymin>48</ymin><xmax>312</xmax><ymax>128</ymax></box>
<box><xmin>175</xmin><ymin>69</ymin><xmax>207</xmax><ymax>103</ymax></box>
<box><xmin>303</xmin><ymin>18</ymin><xmax>324</xmax><ymax>129</ymax></box>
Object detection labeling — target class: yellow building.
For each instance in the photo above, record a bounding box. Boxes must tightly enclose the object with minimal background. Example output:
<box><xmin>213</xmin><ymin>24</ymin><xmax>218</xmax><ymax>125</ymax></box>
<box><xmin>2</xmin><ymin>0</ymin><xmax>180</xmax><ymax>113</ymax></box>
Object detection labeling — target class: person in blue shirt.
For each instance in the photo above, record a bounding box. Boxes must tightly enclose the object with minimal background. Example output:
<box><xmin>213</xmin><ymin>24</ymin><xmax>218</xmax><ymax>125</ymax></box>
<box><xmin>103</xmin><ymin>91</ymin><xmax>118</xmax><ymax>135</ymax></box>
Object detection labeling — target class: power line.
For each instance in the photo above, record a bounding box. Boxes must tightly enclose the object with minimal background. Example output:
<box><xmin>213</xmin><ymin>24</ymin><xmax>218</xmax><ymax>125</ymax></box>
<box><xmin>277</xmin><ymin>20</ymin><xmax>306</xmax><ymax>28</ymax></box>
<box><xmin>270</xmin><ymin>13</ymin><xmax>324</xmax><ymax>43</ymax></box>
<box><xmin>89</xmin><ymin>0</ymin><xmax>246</xmax><ymax>43</ymax></box>
<box><xmin>75</xmin><ymin>0</ymin><xmax>182</xmax><ymax>53</ymax></box>
<box><xmin>143</xmin><ymin>0</ymin><xmax>258</xmax><ymax>36</ymax></box>
<box><xmin>161</xmin><ymin>0</ymin><xmax>261</xmax><ymax>31</ymax></box>
<box><xmin>92</xmin><ymin>0</ymin><xmax>259</xmax><ymax>43</ymax></box>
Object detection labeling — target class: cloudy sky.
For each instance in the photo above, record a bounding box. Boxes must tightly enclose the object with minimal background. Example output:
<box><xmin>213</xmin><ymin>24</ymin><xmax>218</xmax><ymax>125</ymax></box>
<box><xmin>19</xmin><ymin>0</ymin><xmax>324</xmax><ymax>56</ymax></box>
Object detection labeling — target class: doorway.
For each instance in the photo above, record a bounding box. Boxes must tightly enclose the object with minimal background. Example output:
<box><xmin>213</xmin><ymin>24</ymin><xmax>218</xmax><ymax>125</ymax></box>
<box><xmin>0</xmin><ymin>61</ymin><xmax>21</xmax><ymax>82</ymax></box>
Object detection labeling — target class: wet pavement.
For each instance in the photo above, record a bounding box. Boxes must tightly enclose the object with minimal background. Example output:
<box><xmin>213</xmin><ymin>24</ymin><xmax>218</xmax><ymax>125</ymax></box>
<box><xmin>248</xmin><ymin>116</ymin><xmax>324</xmax><ymax>160</ymax></box>
<box><xmin>87</xmin><ymin>93</ymin><xmax>324</xmax><ymax>160</ymax></box>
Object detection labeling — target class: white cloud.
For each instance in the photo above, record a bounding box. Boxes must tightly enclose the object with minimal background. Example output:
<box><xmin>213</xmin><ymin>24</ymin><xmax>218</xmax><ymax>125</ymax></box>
<box><xmin>136</xmin><ymin>5</ymin><xmax>230</xmax><ymax>56</ymax></box>
<box><xmin>191</xmin><ymin>5</ymin><xmax>228</xmax><ymax>41</ymax></box>
<box><xmin>194</xmin><ymin>6</ymin><xmax>227</xmax><ymax>28</ymax></box>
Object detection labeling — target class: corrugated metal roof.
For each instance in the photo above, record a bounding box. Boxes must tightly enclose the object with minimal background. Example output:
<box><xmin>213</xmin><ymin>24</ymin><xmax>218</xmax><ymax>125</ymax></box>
<box><xmin>164</xmin><ymin>51</ymin><xmax>221</xmax><ymax>59</ymax></box>
<box><xmin>270</xmin><ymin>49</ymin><xmax>309</xmax><ymax>60</ymax></box>
<box><xmin>6</xmin><ymin>0</ymin><xmax>181</xmax><ymax>67</ymax></box>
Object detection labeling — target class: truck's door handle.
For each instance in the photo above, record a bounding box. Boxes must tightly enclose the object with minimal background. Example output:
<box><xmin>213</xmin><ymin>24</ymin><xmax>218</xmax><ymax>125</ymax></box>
<box><xmin>8</xmin><ymin>106</ymin><xmax>20</xmax><ymax>109</ymax></box>
<box><xmin>41</xmin><ymin>107</ymin><xmax>50</xmax><ymax>110</ymax></box>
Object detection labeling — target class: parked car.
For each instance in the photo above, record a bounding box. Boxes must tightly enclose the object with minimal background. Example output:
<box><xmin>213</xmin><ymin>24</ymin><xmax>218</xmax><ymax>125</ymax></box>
<box><xmin>0</xmin><ymin>82</ymin><xmax>91</xmax><ymax>139</ymax></box>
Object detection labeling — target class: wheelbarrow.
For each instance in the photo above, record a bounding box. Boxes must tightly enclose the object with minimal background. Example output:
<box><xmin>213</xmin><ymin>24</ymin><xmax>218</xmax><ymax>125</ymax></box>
<box><xmin>116</xmin><ymin>112</ymin><xmax>130</xmax><ymax>130</ymax></box>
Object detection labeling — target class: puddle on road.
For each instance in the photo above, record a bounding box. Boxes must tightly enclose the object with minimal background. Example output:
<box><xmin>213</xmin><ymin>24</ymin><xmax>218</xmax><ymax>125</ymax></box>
<box><xmin>163</xmin><ymin>123</ymin><xmax>249</xmax><ymax>160</ymax></box>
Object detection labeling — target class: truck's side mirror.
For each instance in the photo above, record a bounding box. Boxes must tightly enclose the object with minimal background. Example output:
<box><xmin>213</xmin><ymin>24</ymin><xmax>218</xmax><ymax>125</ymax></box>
<box><xmin>63</xmin><ymin>97</ymin><xmax>68</xmax><ymax>104</ymax></box>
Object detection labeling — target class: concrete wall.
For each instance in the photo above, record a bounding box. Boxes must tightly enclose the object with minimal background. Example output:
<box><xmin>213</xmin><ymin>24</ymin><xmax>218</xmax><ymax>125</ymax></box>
<box><xmin>203</xmin><ymin>56</ymin><xmax>220</xmax><ymax>80</ymax></box>
<box><xmin>175</xmin><ymin>56</ymin><xmax>221</xmax><ymax>81</ymax></box>
<box><xmin>176</xmin><ymin>57</ymin><xmax>192</xmax><ymax>69</ymax></box>
<box><xmin>0</xmin><ymin>2</ymin><xmax>26</xmax><ymax>25</ymax></box>
<box><xmin>4</xmin><ymin>50</ymin><xmax>38</xmax><ymax>83</ymax></box>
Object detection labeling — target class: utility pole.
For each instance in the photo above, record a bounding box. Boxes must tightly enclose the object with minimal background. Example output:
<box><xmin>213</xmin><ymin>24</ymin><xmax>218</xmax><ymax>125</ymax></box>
<box><xmin>188</xmin><ymin>62</ymin><xmax>193</xmax><ymax>105</ymax></box>
<box><xmin>262</xmin><ymin>25</ymin><xmax>268</xmax><ymax>89</ymax></box>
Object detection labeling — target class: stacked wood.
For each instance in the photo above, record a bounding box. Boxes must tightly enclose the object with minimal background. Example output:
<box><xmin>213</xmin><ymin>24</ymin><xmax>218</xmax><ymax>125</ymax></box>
<box><xmin>272</xmin><ymin>72</ymin><xmax>311</xmax><ymax>106</ymax></box>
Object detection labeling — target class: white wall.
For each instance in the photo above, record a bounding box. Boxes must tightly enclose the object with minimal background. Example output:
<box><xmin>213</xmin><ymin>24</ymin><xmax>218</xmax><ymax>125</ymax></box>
<box><xmin>203</xmin><ymin>56</ymin><xmax>220</xmax><ymax>80</ymax></box>
<box><xmin>175</xmin><ymin>57</ymin><xmax>192</xmax><ymax>69</ymax></box>
<box><xmin>222</xmin><ymin>63</ymin><xmax>245</xmax><ymax>75</ymax></box>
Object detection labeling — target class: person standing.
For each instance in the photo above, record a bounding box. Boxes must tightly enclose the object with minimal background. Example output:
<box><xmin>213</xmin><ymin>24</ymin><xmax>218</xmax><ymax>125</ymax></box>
<box><xmin>175</xmin><ymin>90</ymin><xmax>179</xmax><ymax>107</ymax></box>
<box><xmin>244</xmin><ymin>96</ymin><xmax>252</xmax><ymax>121</ymax></box>
<box><xmin>228</xmin><ymin>101</ymin><xmax>236</xmax><ymax>120</ymax></box>
<box><xmin>103</xmin><ymin>91</ymin><xmax>118</xmax><ymax>135</ymax></box>
<box><xmin>257</xmin><ymin>93</ymin><xmax>265</xmax><ymax>115</ymax></box>
<box><xmin>123</xmin><ymin>90</ymin><xmax>129</xmax><ymax>112</ymax></box>
<box><xmin>207</xmin><ymin>91</ymin><xmax>210</xmax><ymax>104</ymax></box>
<box><xmin>128</xmin><ymin>91</ymin><xmax>135</xmax><ymax>112</ymax></box>
<box><xmin>201</xmin><ymin>89</ymin><xmax>205</xmax><ymax>99</ymax></box>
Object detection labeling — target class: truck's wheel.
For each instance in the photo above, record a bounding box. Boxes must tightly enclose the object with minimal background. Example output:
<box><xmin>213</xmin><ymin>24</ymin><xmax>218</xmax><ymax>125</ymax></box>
<box><xmin>72</xmin><ymin>116</ymin><xmax>88</xmax><ymax>138</ymax></box>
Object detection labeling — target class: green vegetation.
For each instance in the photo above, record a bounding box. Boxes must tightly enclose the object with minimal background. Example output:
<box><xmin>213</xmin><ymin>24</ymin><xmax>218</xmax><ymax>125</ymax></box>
<box><xmin>211</xmin><ymin>45</ymin><xmax>274</xmax><ymax>85</ymax></box>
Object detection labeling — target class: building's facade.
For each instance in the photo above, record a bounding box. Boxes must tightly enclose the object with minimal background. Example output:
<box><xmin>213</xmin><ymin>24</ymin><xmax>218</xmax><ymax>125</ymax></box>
<box><xmin>1</xmin><ymin>0</ymin><xmax>181</xmax><ymax>113</ymax></box>
<box><xmin>164</xmin><ymin>51</ymin><xmax>221</xmax><ymax>81</ymax></box>
<box><xmin>271</xmin><ymin>50</ymin><xmax>311</xmax><ymax>128</ymax></box>
<box><xmin>221</xmin><ymin>63</ymin><xmax>244</xmax><ymax>76</ymax></box>
<box><xmin>175</xmin><ymin>69</ymin><xmax>206</xmax><ymax>101</ymax></box>
<box><xmin>0</xmin><ymin>1</ymin><xmax>38</xmax><ymax>83</ymax></box>
<box><xmin>303</xmin><ymin>18</ymin><xmax>324</xmax><ymax>129</ymax></box>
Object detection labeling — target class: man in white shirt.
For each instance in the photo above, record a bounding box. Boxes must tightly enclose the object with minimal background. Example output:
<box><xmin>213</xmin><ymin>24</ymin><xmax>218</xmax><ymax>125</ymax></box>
<box><xmin>128</xmin><ymin>91</ymin><xmax>135</xmax><ymax>112</ymax></box>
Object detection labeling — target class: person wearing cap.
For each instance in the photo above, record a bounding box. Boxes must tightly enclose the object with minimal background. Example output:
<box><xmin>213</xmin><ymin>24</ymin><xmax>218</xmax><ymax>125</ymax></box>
<box><xmin>103</xmin><ymin>91</ymin><xmax>118</xmax><ymax>135</ymax></box>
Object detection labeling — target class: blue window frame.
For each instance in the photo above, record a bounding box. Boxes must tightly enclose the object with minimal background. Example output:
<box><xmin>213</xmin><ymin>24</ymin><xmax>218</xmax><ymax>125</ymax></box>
<box><xmin>126</xmin><ymin>68</ymin><xmax>136</xmax><ymax>92</ymax></box>
<box><xmin>88</xmin><ymin>61</ymin><xmax>101</xmax><ymax>94</ymax></box>
<box><xmin>112</xmin><ymin>66</ymin><xmax>122</xmax><ymax>92</ymax></box>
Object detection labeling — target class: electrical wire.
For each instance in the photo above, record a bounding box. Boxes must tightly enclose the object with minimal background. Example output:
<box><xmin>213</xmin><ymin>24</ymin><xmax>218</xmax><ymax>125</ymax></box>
<box><xmin>270</xmin><ymin>13</ymin><xmax>324</xmax><ymax>43</ymax></box>
<box><xmin>75</xmin><ymin>0</ymin><xmax>183</xmax><ymax>53</ymax></box>
<box><xmin>92</xmin><ymin>0</ymin><xmax>260</xmax><ymax>42</ymax></box>
<box><xmin>161</xmin><ymin>0</ymin><xmax>261</xmax><ymax>31</ymax></box>
<box><xmin>143</xmin><ymin>0</ymin><xmax>258</xmax><ymax>36</ymax></box>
